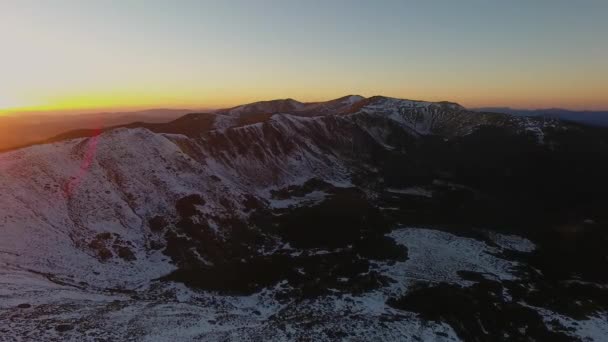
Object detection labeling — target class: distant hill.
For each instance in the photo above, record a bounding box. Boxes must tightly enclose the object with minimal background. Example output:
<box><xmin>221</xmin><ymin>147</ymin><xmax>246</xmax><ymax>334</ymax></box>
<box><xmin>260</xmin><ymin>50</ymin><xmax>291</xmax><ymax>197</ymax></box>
<box><xmin>0</xmin><ymin>108</ymin><xmax>196</xmax><ymax>150</ymax></box>
<box><xmin>472</xmin><ymin>107</ymin><xmax>608</xmax><ymax>127</ymax></box>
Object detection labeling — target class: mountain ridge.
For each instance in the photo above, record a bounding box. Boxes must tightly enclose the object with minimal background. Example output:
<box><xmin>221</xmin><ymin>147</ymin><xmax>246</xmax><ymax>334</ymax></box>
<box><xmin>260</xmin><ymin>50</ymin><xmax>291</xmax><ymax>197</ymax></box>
<box><xmin>1</xmin><ymin>95</ymin><xmax>545</xmax><ymax>153</ymax></box>
<box><xmin>472</xmin><ymin>106</ymin><xmax>608</xmax><ymax>127</ymax></box>
<box><xmin>1</xmin><ymin>94</ymin><xmax>608</xmax><ymax>340</ymax></box>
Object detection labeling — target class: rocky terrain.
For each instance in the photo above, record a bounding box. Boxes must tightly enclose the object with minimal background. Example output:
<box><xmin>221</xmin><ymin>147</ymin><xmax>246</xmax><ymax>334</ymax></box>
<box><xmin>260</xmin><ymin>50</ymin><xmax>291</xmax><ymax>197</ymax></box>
<box><xmin>1</xmin><ymin>95</ymin><xmax>607</xmax><ymax>341</ymax></box>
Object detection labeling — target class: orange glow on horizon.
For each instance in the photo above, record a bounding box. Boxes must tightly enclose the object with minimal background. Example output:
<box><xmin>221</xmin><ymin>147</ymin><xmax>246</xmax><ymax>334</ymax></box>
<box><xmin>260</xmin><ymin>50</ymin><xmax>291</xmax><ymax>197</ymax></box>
<box><xmin>2</xmin><ymin>2</ymin><xmax>607</xmax><ymax>116</ymax></box>
<box><xmin>2</xmin><ymin>90</ymin><xmax>608</xmax><ymax>116</ymax></box>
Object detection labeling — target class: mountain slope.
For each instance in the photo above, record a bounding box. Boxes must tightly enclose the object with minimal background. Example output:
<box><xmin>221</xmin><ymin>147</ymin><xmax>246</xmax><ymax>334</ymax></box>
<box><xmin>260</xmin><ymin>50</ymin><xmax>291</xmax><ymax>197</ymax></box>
<box><xmin>1</xmin><ymin>95</ymin><xmax>608</xmax><ymax>341</ymax></box>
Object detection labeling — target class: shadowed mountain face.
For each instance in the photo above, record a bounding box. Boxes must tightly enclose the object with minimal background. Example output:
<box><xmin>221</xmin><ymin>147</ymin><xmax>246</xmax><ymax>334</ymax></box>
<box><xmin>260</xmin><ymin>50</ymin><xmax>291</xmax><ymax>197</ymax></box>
<box><xmin>1</xmin><ymin>95</ymin><xmax>608</xmax><ymax>340</ymax></box>
<box><xmin>473</xmin><ymin>107</ymin><xmax>608</xmax><ymax>127</ymax></box>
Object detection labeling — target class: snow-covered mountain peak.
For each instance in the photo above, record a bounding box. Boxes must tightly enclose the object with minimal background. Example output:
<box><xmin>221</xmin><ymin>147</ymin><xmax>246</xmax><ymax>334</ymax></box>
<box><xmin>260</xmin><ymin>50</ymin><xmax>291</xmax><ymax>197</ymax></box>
<box><xmin>217</xmin><ymin>98</ymin><xmax>306</xmax><ymax>117</ymax></box>
<box><xmin>215</xmin><ymin>94</ymin><xmax>468</xmax><ymax>121</ymax></box>
<box><xmin>341</xmin><ymin>94</ymin><xmax>365</xmax><ymax>104</ymax></box>
<box><xmin>362</xmin><ymin>95</ymin><xmax>465</xmax><ymax>110</ymax></box>
<box><xmin>346</xmin><ymin>96</ymin><xmax>484</xmax><ymax>135</ymax></box>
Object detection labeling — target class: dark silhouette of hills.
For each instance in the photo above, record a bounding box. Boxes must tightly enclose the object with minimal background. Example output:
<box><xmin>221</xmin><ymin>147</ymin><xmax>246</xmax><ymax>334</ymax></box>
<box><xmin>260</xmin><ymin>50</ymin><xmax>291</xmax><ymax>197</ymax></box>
<box><xmin>473</xmin><ymin>107</ymin><xmax>608</xmax><ymax>127</ymax></box>
<box><xmin>0</xmin><ymin>108</ymin><xmax>195</xmax><ymax>151</ymax></box>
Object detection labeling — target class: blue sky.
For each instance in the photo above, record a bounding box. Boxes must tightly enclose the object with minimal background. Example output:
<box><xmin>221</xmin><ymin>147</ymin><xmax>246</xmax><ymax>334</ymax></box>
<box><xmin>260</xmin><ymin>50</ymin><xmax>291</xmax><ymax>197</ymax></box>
<box><xmin>1</xmin><ymin>0</ymin><xmax>607</xmax><ymax>112</ymax></box>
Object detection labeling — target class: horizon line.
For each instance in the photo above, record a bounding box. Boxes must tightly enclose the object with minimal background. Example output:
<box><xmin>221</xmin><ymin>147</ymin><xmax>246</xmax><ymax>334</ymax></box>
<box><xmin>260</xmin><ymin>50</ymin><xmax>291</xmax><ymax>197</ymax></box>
<box><xmin>2</xmin><ymin>94</ymin><xmax>608</xmax><ymax>116</ymax></box>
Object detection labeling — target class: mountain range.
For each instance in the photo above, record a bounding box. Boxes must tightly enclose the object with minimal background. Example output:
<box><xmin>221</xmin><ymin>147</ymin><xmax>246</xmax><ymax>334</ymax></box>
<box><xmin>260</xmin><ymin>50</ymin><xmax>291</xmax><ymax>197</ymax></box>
<box><xmin>1</xmin><ymin>95</ymin><xmax>608</xmax><ymax>341</ymax></box>
<box><xmin>473</xmin><ymin>107</ymin><xmax>608</xmax><ymax>127</ymax></box>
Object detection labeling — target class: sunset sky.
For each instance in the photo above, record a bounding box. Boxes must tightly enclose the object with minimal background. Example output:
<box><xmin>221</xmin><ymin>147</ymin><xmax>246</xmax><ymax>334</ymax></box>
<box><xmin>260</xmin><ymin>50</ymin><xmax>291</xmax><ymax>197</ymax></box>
<box><xmin>1</xmin><ymin>0</ymin><xmax>607</xmax><ymax>114</ymax></box>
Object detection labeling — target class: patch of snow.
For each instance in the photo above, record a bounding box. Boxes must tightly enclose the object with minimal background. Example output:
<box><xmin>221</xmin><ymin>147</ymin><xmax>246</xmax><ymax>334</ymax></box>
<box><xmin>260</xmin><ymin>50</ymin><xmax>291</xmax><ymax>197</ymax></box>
<box><xmin>530</xmin><ymin>304</ymin><xmax>608</xmax><ymax>342</ymax></box>
<box><xmin>379</xmin><ymin>227</ymin><xmax>527</xmax><ymax>293</ymax></box>
<box><xmin>387</xmin><ymin>187</ymin><xmax>433</xmax><ymax>198</ymax></box>
<box><xmin>488</xmin><ymin>232</ymin><xmax>536</xmax><ymax>253</ymax></box>
<box><xmin>268</xmin><ymin>190</ymin><xmax>328</xmax><ymax>209</ymax></box>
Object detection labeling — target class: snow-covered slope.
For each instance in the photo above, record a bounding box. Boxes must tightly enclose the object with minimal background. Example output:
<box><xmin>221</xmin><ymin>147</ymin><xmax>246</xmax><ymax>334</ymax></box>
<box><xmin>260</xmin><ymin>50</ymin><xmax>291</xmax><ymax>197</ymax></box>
<box><xmin>3</xmin><ymin>225</ymin><xmax>606</xmax><ymax>341</ymax></box>
<box><xmin>213</xmin><ymin>95</ymin><xmax>554</xmax><ymax>139</ymax></box>
<box><xmin>216</xmin><ymin>96</ymin><xmax>367</xmax><ymax>117</ymax></box>
<box><xmin>1</xmin><ymin>95</ymin><xmax>607</xmax><ymax>341</ymax></box>
<box><xmin>217</xmin><ymin>98</ymin><xmax>308</xmax><ymax>117</ymax></box>
<box><xmin>0</xmin><ymin>118</ymin><xmax>355</xmax><ymax>284</ymax></box>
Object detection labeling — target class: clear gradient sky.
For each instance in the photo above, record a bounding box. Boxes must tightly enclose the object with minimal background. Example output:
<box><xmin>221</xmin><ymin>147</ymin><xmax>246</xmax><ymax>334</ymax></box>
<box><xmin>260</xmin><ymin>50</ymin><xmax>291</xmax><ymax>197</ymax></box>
<box><xmin>1</xmin><ymin>0</ymin><xmax>607</xmax><ymax>114</ymax></box>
